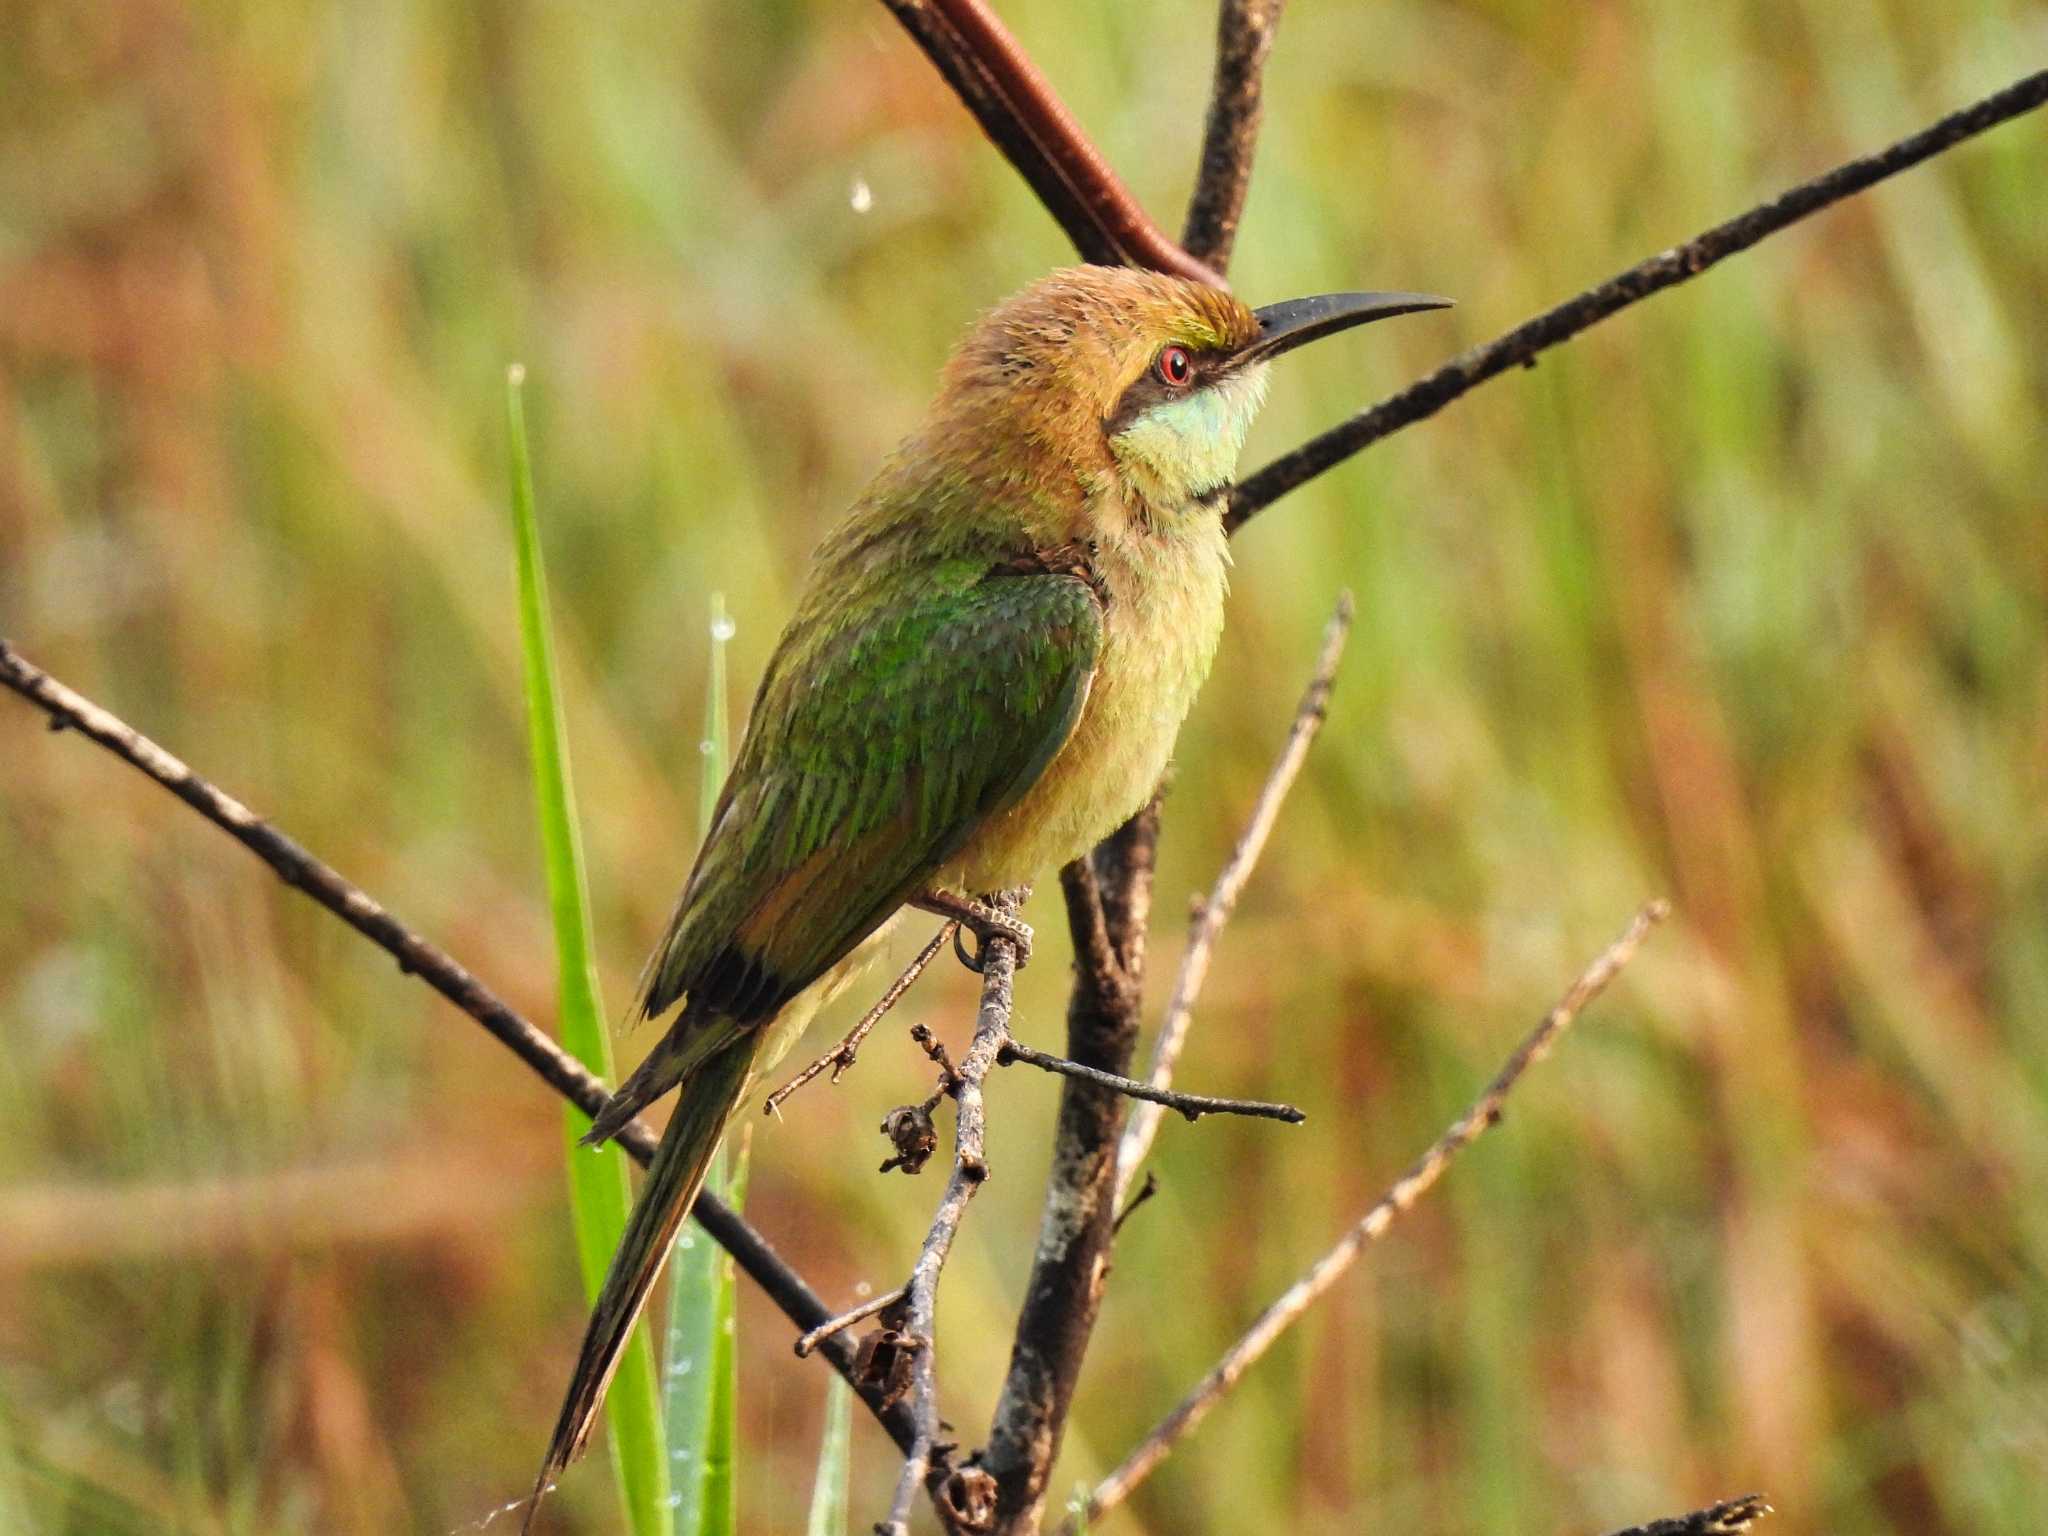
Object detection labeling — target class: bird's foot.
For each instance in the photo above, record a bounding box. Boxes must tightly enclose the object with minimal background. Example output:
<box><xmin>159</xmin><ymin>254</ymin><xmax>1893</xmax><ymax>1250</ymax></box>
<box><xmin>911</xmin><ymin>889</ymin><xmax>1033</xmax><ymax>972</ymax></box>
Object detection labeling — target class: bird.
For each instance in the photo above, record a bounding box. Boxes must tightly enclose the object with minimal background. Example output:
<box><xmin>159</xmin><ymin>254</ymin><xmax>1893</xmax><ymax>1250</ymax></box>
<box><xmin>523</xmin><ymin>263</ymin><xmax>1447</xmax><ymax>1526</ymax></box>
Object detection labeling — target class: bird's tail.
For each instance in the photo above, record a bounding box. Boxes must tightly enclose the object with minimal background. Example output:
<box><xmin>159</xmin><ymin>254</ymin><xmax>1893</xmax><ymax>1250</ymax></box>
<box><xmin>522</xmin><ymin>1037</ymin><xmax>755</xmax><ymax>1531</ymax></box>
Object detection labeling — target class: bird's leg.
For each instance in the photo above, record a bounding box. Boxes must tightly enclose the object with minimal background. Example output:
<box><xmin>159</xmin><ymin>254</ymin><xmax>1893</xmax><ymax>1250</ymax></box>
<box><xmin>910</xmin><ymin>889</ymin><xmax>1034</xmax><ymax>972</ymax></box>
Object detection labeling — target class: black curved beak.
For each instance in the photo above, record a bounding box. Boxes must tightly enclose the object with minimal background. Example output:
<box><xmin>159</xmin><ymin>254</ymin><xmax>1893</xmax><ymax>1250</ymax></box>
<box><xmin>1240</xmin><ymin>291</ymin><xmax>1452</xmax><ymax>367</ymax></box>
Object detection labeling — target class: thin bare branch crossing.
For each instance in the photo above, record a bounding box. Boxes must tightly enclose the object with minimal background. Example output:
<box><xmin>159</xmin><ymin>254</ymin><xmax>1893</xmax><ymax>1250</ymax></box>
<box><xmin>1116</xmin><ymin>591</ymin><xmax>1352</xmax><ymax>1200</ymax></box>
<box><xmin>999</xmin><ymin>1038</ymin><xmax>1304</xmax><ymax>1124</ymax></box>
<box><xmin>1062</xmin><ymin>901</ymin><xmax>1671</xmax><ymax>1533</ymax></box>
<box><xmin>766</xmin><ymin>923</ymin><xmax>956</xmax><ymax>1116</ymax></box>
<box><xmin>0</xmin><ymin>640</ymin><xmax>920</xmax><ymax>1453</ymax></box>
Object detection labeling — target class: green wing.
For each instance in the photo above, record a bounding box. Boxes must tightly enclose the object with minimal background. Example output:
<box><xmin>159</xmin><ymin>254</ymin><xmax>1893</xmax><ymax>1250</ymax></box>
<box><xmin>641</xmin><ymin>564</ymin><xmax>1102</xmax><ymax>1023</ymax></box>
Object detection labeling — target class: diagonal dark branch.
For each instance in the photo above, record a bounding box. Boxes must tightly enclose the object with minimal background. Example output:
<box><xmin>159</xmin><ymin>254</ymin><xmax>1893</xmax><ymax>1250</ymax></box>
<box><xmin>0</xmin><ymin>639</ymin><xmax>918</xmax><ymax>1455</ymax></box>
<box><xmin>1227</xmin><ymin>67</ymin><xmax>2048</xmax><ymax>529</ymax></box>
<box><xmin>878</xmin><ymin>0</ymin><xmax>1222</xmax><ymax>284</ymax></box>
<box><xmin>1059</xmin><ymin>902</ymin><xmax>1671</xmax><ymax>1533</ymax></box>
<box><xmin>1181</xmin><ymin>0</ymin><xmax>1288</xmax><ymax>269</ymax></box>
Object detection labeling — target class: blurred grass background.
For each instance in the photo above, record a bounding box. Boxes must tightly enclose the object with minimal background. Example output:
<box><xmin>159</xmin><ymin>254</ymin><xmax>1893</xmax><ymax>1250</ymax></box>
<box><xmin>2</xmin><ymin>1</ymin><xmax>2044</xmax><ymax>1532</ymax></box>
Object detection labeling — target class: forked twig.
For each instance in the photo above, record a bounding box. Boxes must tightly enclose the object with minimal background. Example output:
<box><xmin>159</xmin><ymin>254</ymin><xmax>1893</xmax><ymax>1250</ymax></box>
<box><xmin>873</xmin><ymin>895</ymin><xmax>1023</xmax><ymax>1535</ymax></box>
<box><xmin>998</xmin><ymin>1038</ymin><xmax>1304</xmax><ymax>1125</ymax></box>
<box><xmin>765</xmin><ymin>923</ymin><xmax>955</xmax><ymax>1116</ymax></box>
<box><xmin>877</xmin><ymin>0</ymin><xmax>1222</xmax><ymax>284</ymax></box>
<box><xmin>1227</xmin><ymin>68</ymin><xmax>2048</xmax><ymax>529</ymax></box>
<box><xmin>1117</xmin><ymin>592</ymin><xmax>1351</xmax><ymax>1200</ymax></box>
<box><xmin>0</xmin><ymin>641</ymin><xmax>919</xmax><ymax>1454</ymax></box>
<box><xmin>1060</xmin><ymin>902</ymin><xmax>1671</xmax><ymax>1533</ymax></box>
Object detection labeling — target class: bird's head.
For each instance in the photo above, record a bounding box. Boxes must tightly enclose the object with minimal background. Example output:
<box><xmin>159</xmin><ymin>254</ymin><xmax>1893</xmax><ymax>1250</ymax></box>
<box><xmin>930</xmin><ymin>265</ymin><xmax>1448</xmax><ymax>522</ymax></box>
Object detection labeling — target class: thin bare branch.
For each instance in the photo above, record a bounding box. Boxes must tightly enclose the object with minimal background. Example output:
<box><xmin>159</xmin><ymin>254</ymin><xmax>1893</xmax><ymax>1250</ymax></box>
<box><xmin>794</xmin><ymin>1287</ymin><xmax>906</xmax><ymax>1359</ymax></box>
<box><xmin>998</xmin><ymin>1038</ymin><xmax>1304</xmax><ymax>1125</ymax></box>
<box><xmin>1062</xmin><ymin>902</ymin><xmax>1671</xmax><ymax>1533</ymax></box>
<box><xmin>873</xmin><ymin>893</ymin><xmax>1023</xmax><ymax>1536</ymax></box>
<box><xmin>878</xmin><ymin>0</ymin><xmax>1221</xmax><ymax>284</ymax></box>
<box><xmin>1181</xmin><ymin>0</ymin><xmax>1288</xmax><ymax>269</ymax></box>
<box><xmin>1604</xmin><ymin>1495</ymin><xmax>1774</xmax><ymax>1536</ymax></box>
<box><xmin>1227</xmin><ymin>67</ymin><xmax>2048</xmax><ymax>530</ymax></box>
<box><xmin>1111</xmin><ymin>1171</ymin><xmax>1158</xmax><ymax>1238</ymax></box>
<box><xmin>1117</xmin><ymin>592</ymin><xmax>1351</xmax><ymax>1201</ymax></box>
<box><xmin>0</xmin><ymin>640</ymin><xmax>918</xmax><ymax>1453</ymax></box>
<box><xmin>766</xmin><ymin>923</ymin><xmax>954</xmax><ymax>1117</ymax></box>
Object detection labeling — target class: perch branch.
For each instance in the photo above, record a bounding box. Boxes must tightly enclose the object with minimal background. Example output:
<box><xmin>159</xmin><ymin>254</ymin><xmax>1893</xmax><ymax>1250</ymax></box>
<box><xmin>766</xmin><ymin>923</ymin><xmax>955</xmax><ymax>1117</ymax></box>
<box><xmin>877</xmin><ymin>0</ymin><xmax>1221</xmax><ymax>284</ymax></box>
<box><xmin>872</xmin><ymin>894</ymin><xmax>1023</xmax><ymax>1536</ymax></box>
<box><xmin>1061</xmin><ymin>901</ymin><xmax>1671</xmax><ymax>1532</ymax></box>
<box><xmin>998</xmin><ymin>1038</ymin><xmax>1304</xmax><ymax>1125</ymax></box>
<box><xmin>1227</xmin><ymin>67</ymin><xmax>2048</xmax><ymax>529</ymax></box>
<box><xmin>1181</xmin><ymin>0</ymin><xmax>1288</xmax><ymax>269</ymax></box>
<box><xmin>1116</xmin><ymin>591</ymin><xmax>1351</xmax><ymax>1200</ymax></box>
<box><xmin>0</xmin><ymin>640</ymin><xmax>918</xmax><ymax>1454</ymax></box>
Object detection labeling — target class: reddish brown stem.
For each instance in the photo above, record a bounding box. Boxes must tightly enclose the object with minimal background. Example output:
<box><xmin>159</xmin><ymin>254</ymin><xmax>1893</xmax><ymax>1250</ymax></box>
<box><xmin>879</xmin><ymin>0</ymin><xmax>1224</xmax><ymax>285</ymax></box>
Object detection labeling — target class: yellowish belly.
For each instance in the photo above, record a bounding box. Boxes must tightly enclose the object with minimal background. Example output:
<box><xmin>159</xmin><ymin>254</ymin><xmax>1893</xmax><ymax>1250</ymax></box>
<box><xmin>943</xmin><ymin>520</ymin><xmax>1229</xmax><ymax>892</ymax></box>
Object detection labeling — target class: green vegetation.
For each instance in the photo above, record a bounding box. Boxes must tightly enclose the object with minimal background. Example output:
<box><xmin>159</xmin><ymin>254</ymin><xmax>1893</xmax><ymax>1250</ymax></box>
<box><xmin>1</xmin><ymin>2</ymin><xmax>2043</xmax><ymax>1533</ymax></box>
<box><xmin>805</xmin><ymin>1378</ymin><xmax>854</xmax><ymax>1536</ymax></box>
<box><xmin>509</xmin><ymin>368</ymin><xmax>671</xmax><ymax>1534</ymax></box>
<box><xmin>658</xmin><ymin>592</ymin><xmax>744</xmax><ymax>1536</ymax></box>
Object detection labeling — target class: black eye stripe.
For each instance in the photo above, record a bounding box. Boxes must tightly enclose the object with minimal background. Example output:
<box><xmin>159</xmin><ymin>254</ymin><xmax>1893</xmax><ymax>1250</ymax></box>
<box><xmin>1104</xmin><ymin>346</ymin><xmax>1226</xmax><ymax>435</ymax></box>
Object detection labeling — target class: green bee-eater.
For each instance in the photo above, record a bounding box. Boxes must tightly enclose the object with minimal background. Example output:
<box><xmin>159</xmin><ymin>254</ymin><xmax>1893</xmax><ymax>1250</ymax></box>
<box><xmin>525</xmin><ymin>265</ymin><xmax>1446</xmax><ymax>1524</ymax></box>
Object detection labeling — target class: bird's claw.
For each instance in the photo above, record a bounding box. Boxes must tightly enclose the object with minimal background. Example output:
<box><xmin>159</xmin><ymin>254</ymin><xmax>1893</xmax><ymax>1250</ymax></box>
<box><xmin>913</xmin><ymin>891</ymin><xmax>1033</xmax><ymax>972</ymax></box>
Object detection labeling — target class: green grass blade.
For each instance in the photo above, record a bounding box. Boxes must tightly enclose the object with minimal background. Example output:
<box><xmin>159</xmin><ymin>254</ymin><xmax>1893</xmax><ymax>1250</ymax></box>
<box><xmin>698</xmin><ymin>1142</ymin><xmax>748</xmax><ymax>1535</ymax></box>
<box><xmin>507</xmin><ymin>365</ymin><xmax>672</xmax><ymax>1536</ymax></box>
<box><xmin>665</xmin><ymin>594</ymin><xmax>741</xmax><ymax>1536</ymax></box>
<box><xmin>803</xmin><ymin>1376</ymin><xmax>854</xmax><ymax>1536</ymax></box>
<box><xmin>663</xmin><ymin>1138</ymin><xmax>748</xmax><ymax>1536</ymax></box>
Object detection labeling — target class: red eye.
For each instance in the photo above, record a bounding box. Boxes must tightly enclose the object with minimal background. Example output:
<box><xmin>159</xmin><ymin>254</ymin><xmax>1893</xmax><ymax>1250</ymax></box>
<box><xmin>1156</xmin><ymin>345</ymin><xmax>1193</xmax><ymax>387</ymax></box>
